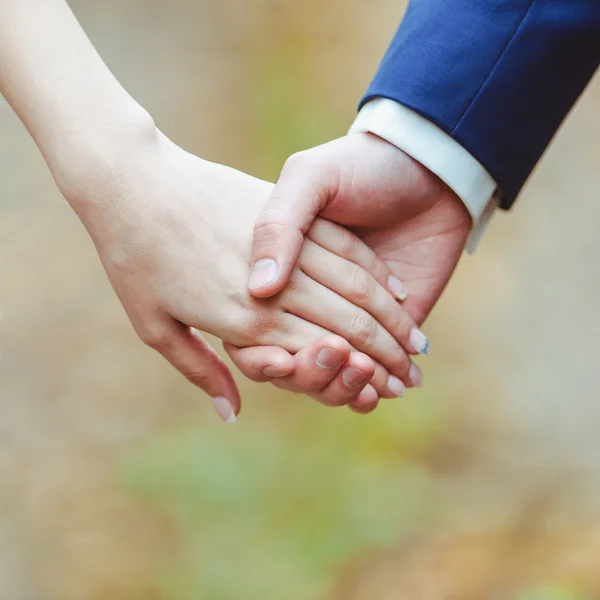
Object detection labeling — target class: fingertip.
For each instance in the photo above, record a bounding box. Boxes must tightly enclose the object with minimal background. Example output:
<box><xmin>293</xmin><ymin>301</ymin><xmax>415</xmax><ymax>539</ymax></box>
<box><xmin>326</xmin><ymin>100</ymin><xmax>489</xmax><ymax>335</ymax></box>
<box><xmin>248</xmin><ymin>283</ymin><xmax>285</xmax><ymax>299</ymax></box>
<box><xmin>349</xmin><ymin>384</ymin><xmax>379</xmax><ymax>414</ymax></box>
<box><xmin>212</xmin><ymin>396</ymin><xmax>238</xmax><ymax>424</ymax></box>
<box><xmin>386</xmin><ymin>375</ymin><xmax>406</xmax><ymax>398</ymax></box>
<box><xmin>248</xmin><ymin>258</ymin><xmax>286</xmax><ymax>298</ymax></box>
<box><xmin>262</xmin><ymin>354</ymin><xmax>295</xmax><ymax>378</ymax></box>
<box><xmin>407</xmin><ymin>362</ymin><xmax>423</xmax><ymax>388</ymax></box>
<box><xmin>345</xmin><ymin>351</ymin><xmax>376</xmax><ymax>380</ymax></box>
<box><xmin>388</xmin><ymin>275</ymin><xmax>409</xmax><ymax>301</ymax></box>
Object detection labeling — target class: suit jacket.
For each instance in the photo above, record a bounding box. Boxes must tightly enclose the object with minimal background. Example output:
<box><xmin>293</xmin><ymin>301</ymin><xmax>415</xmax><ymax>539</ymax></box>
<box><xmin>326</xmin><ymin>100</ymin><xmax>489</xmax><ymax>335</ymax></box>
<box><xmin>362</xmin><ymin>0</ymin><xmax>600</xmax><ymax>208</ymax></box>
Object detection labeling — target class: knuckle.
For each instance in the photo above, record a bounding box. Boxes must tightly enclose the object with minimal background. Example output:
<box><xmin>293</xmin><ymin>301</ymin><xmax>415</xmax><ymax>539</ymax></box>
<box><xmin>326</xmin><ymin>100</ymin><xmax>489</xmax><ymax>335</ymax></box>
<box><xmin>392</xmin><ymin>352</ymin><xmax>411</xmax><ymax>378</ymax></box>
<box><xmin>337</xmin><ymin>226</ymin><xmax>358</xmax><ymax>257</ymax></box>
<box><xmin>389</xmin><ymin>311</ymin><xmax>415</xmax><ymax>340</ymax></box>
<box><xmin>283</xmin><ymin>150</ymin><xmax>313</xmax><ymax>173</ymax></box>
<box><xmin>253</xmin><ymin>212</ymin><xmax>288</xmax><ymax>243</ymax></box>
<box><xmin>253</xmin><ymin>209</ymin><xmax>305</xmax><ymax>255</ymax></box>
<box><xmin>351</xmin><ymin>268</ymin><xmax>374</xmax><ymax>304</ymax></box>
<box><xmin>139</xmin><ymin>325</ymin><xmax>171</xmax><ymax>351</ymax></box>
<box><xmin>293</xmin><ymin>378</ymin><xmax>321</xmax><ymax>395</ymax></box>
<box><xmin>348</xmin><ymin>311</ymin><xmax>377</xmax><ymax>348</ymax></box>
<box><xmin>324</xmin><ymin>392</ymin><xmax>354</xmax><ymax>408</ymax></box>
<box><xmin>182</xmin><ymin>369</ymin><xmax>213</xmax><ymax>389</ymax></box>
<box><xmin>242</xmin><ymin>308</ymin><xmax>281</xmax><ymax>345</ymax></box>
<box><xmin>368</xmin><ymin>256</ymin><xmax>388</xmax><ymax>282</ymax></box>
<box><xmin>370</xmin><ymin>364</ymin><xmax>389</xmax><ymax>393</ymax></box>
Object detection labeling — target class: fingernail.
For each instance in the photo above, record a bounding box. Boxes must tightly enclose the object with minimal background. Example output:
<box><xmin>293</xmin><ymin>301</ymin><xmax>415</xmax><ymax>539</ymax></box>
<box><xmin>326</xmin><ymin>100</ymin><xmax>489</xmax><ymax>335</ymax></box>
<box><xmin>249</xmin><ymin>258</ymin><xmax>278</xmax><ymax>290</ymax></box>
<box><xmin>409</xmin><ymin>327</ymin><xmax>430</xmax><ymax>355</ymax></box>
<box><xmin>408</xmin><ymin>363</ymin><xmax>423</xmax><ymax>388</ymax></box>
<box><xmin>316</xmin><ymin>348</ymin><xmax>345</xmax><ymax>369</ymax></box>
<box><xmin>387</xmin><ymin>375</ymin><xmax>406</xmax><ymax>398</ymax></box>
<box><xmin>342</xmin><ymin>367</ymin><xmax>369</xmax><ymax>388</ymax></box>
<box><xmin>262</xmin><ymin>365</ymin><xmax>286</xmax><ymax>378</ymax></box>
<box><xmin>212</xmin><ymin>396</ymin><xmax>237</xmax><ymax>423</ymax></box>
<box><xmin>388</xmin><ymin>276</ymin><xmax>408</xmax><ymax>301</ymax></box>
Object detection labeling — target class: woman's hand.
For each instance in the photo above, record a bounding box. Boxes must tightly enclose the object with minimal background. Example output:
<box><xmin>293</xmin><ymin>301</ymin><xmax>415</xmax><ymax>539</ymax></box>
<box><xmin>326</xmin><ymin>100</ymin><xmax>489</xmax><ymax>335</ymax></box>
<box><xmin>58</xmin><ymin>131</ymin><xmax>423</xmax><ymax>420</ymax></box>
<box><xmin>0</xmin><ymin>0</ymin><xmax>421</xmax><ymax>421</ymax></box>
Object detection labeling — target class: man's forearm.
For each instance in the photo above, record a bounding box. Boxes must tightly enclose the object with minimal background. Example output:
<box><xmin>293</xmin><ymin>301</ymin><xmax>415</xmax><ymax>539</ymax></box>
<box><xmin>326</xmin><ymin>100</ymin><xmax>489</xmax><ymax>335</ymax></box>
<box><xmin>0</xmin><ymin>0</ymin><xmax>154</xmax><ymax>188</ymax></box>
<box><xmin>362</xmin><ymin>0</ymin><xmax>600</xmax><ymax>208</ymax></box>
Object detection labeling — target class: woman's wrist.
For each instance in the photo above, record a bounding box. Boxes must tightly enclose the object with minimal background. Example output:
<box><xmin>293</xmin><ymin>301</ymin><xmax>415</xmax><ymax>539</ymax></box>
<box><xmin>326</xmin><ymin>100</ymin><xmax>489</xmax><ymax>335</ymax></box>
<box><xmin>0</xmin><ymin>0</ymin><xmax>159</xmax><ymax>212</ymax></box>
<box><xmin>48</xmin><ymin>98</ymin><xmax>159</xmax><ymax>204</ymax></box>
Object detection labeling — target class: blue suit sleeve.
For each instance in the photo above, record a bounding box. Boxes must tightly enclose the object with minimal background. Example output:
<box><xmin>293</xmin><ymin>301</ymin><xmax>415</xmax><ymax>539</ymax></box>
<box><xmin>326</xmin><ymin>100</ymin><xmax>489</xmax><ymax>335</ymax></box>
<box><xmin>361</xmin><ymin>0</ymin><xmax>600</xmax><ymax>208</ymax></box>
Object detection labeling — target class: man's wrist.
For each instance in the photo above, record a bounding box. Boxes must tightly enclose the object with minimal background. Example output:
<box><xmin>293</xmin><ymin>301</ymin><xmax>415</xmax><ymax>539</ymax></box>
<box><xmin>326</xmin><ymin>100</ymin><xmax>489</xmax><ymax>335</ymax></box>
<box><xmin>349</xmin><ymin>98</ymin><xmax>498</xmax><ymax>252</ymax></box>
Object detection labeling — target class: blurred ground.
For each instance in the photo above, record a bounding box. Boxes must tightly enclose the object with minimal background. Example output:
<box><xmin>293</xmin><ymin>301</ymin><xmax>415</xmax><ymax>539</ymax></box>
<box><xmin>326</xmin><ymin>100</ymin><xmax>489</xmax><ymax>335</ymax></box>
<box><xmin>1</xmin><ymin>1</ymin><xmax>599</xmax><ymax>599</ymax></box>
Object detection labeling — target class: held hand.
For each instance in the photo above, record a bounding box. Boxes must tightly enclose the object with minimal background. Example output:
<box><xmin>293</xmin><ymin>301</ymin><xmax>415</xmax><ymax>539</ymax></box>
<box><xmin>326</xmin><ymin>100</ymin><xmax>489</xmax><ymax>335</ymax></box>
<box><xmin>223</xmin><ymin>336</ymin><xmax>397</xmax><ymax>415</ymax></box>
<box><xmin>56</xmin><ymin>129</ymin><xmax>421</xmax><ymax>420</ymax></box>
<box><xmin>247</xmin><ymin>132</ymin><xmax>471</xmax><ymax>325</ymax></box>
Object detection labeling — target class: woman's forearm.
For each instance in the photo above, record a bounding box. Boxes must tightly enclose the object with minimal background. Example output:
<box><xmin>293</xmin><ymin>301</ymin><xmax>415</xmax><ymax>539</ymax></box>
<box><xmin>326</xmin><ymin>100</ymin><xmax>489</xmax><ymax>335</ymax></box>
<box><xmin>0</xmin><ymin>0</ymin><xmax>155</xmax><ymax>193</ymax></box>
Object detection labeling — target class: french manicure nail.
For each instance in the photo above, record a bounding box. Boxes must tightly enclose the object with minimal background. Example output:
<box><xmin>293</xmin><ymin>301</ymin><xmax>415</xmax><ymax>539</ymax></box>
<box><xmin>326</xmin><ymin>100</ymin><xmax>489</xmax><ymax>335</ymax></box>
<box><xmin>409</xmin><ymin>327</ymin><xmax>430</xmax><ymax>355</ymax></box>
<box><xmin>388</xmin><ymin>275</ymin><xmax>408</xmax><ymax>301</ymax></box>
<box><xmin>408</xmin><ymin>363</ymin><xmax>423</xmax><ymax>388</ymax></box>
<box><xmin>342</xmin><ymin>367</ymin><xmax>369</xmax><ymax>388</ymax></box>
<box><xmin>387</xmin><ymin>375</ymin><xmax>406</xmax><ymax>398</ymax></box>
<box><xmin>212</xmin><ymin>396</ymin><xmax>237</xmax><ymax>423</ymax></box>
<box><xmin>190</xmin><ymin>327</ymin><xmax>203</xmax><ymax>341</ymax></box>
<box><xmin>316</xmin><ymin>348</ymin><xmax>345</xmax><ymax>369</ymax></box>
<box><xmin>248</xmin><ymin>258</ymin><xmax>278</xmax><ymax>290</ymax></box>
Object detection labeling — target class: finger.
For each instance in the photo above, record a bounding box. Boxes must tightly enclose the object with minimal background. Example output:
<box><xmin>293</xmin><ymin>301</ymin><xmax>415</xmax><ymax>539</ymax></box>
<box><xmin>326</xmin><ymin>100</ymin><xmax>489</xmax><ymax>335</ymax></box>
<box><xmin>252</xmin><ymin>306</ymin><xmax>410</xmax><ymax>394</ymax></box>
<box><xmin>226</xmin><ymin>336</ymin><xmax>353</xmax><ymax>397</ymax></box>
<box><xmin>223</xmin><ymin>343</ymin><xmax>295</xmax><ymax>382</ymax></box>
<box><xmin>315</xmin><ymin>351</ymin><xmax>375</xmax><ymax>407</ymax></box>
<box><xmin>348</xmin><ymin>384</ymin><xmax>380</xmax><ymax>414</ymax></box>
<box><xmin>284</xmin><ymin>335</ymin><xmax>352</xmax><ymax>396</ymax></box>
<box><xmin>308</xmin><ymin>218</ymin><xmax>408</xmax><ymax>301</ymax></box>
<box><xmin>254</xmin><ymin>306</ymin><xmax>415</xmax><ymax>395</ymax></box>
<box><xmin>370</xmin><ymin>361</ymin><xmax>393</xmax><ymax>398</ymax></box>
<box><xmin>407</xmin><ymin>361</ymin><xmax>423</xmax><ymax>388</ymax></box>
<box><xmin>236</xmin><ymin>336</ymin><xmax>373</xmax><ymax>407</ymax></box>
<box><xmin>298</xmin><ymin>240</ymin><xmax>429</xmax><ymax>356</ymax></box>
<box><xmin>248</xmin><ymin>152</ymin><xmax>336</xmax><ymax>298</ymax></box>
<box><xmin>281</xmin><ymin>271</ymin><xmax>412</xmax><ymax>380</ymax></box>
<box><xmin>371</xmin><ymin>360</ymin><xmax>406</xmax><ymax>399</ymax></box>
<box><xmin>149</xmin><ymin>320</ymin><xmax>241</xmax><ymax>423</ymax></box>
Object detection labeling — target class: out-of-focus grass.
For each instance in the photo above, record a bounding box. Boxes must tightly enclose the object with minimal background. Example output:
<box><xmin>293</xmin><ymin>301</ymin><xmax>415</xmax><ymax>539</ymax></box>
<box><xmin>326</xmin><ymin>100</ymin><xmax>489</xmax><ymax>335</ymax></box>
<box><xmin>518</xmin><ymin>585</ymin><xmax>591</xmax><ymax>600</ymax></box>
<box><xmin>248</xmin><ymin>44</ymin><xmax>345</xmax><ymax>180</ymax></box>
<box><xmin>120</xmin><ymin>397</ymin><xmax>445</xmax><ymax>600</ymax></box>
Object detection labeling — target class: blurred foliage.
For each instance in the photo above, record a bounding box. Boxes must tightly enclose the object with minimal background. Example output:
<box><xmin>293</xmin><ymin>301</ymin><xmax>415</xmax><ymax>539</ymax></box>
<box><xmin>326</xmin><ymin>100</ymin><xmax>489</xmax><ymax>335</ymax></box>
<box><xmin>120</xmin><ymin>396</ymin><xmax>445</xmax><ymax>600</ymax></box>
<box><xmin>518</xmin><ymin>584</ymin><xmax>591</xmax><ymax>600</ymax></box>
<box><xmin>248</xmin><ymin>44</ymin><xmax>345</xmax><ymax>179</ymax></box>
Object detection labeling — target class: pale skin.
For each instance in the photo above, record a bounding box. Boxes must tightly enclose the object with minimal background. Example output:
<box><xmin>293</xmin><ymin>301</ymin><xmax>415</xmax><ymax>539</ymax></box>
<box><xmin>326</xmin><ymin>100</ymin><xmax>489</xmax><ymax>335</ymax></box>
<box><xmin>0</xmin><ymin>0</ymin><xmax>428</xmax><ymax>421</ymax></box>
<box><xmin>233</xmin><ymin>134</ymin><xmax>472</xmax><ymax>390</ymax></box>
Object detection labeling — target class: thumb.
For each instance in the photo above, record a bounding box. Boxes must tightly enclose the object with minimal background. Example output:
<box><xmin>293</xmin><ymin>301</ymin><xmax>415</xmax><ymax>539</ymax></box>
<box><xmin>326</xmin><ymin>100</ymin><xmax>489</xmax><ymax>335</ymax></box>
<box><xmin>248</xmin><ymin>151</ymin><xmax>337</xmax><ymax>298</ymax></box>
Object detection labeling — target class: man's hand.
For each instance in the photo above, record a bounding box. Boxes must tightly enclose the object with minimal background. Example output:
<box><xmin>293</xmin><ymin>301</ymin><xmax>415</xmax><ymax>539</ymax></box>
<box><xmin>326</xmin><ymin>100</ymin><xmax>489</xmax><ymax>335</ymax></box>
<box><xmin>246</xmin><ymin>132</ymin><xmax>471</xmax><ymax>325</ymax></box>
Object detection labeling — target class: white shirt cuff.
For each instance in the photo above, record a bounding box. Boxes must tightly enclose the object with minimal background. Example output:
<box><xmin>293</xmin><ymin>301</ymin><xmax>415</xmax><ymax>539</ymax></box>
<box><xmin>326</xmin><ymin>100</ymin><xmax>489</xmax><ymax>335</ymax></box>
<box><xmin>348</xmin><ymin>98</ymin><xmax>499</xmax><ymax>253</ymax></box>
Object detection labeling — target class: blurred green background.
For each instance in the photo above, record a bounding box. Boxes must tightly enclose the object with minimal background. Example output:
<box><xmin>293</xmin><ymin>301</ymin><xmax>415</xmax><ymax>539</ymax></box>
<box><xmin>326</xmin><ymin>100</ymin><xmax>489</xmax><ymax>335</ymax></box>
<box><xmin>1</xmin><ymin>1</ymin><xmax>600</xmax><ymax>598</ymax></box>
